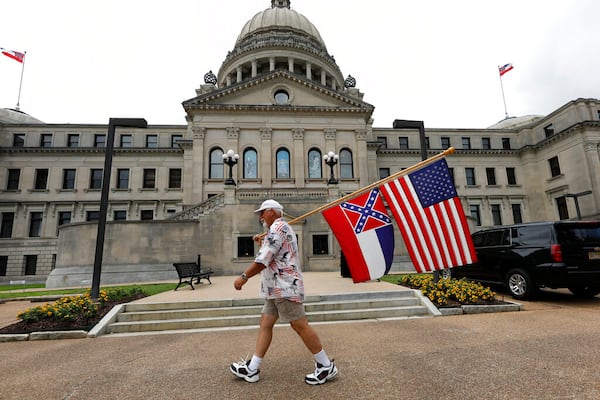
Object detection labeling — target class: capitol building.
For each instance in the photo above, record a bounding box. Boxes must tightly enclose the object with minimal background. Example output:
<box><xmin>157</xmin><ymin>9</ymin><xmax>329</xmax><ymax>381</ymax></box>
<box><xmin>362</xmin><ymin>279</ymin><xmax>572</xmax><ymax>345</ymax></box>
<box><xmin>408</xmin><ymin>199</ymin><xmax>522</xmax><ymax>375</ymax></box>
<box><xmin>1</xmin><ymin>0</ymin><xmax>599</xmax><ymax>285</ymax></box>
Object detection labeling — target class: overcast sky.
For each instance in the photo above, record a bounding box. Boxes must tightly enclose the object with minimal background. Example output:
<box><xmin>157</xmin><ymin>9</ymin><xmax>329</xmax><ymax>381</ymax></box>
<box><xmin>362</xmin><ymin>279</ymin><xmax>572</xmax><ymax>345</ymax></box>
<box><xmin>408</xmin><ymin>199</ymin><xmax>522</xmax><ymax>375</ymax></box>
<box><xmin>1</xmin><ymin>0</ymin><xmax>599</xmax><ymax>129</ymax></box>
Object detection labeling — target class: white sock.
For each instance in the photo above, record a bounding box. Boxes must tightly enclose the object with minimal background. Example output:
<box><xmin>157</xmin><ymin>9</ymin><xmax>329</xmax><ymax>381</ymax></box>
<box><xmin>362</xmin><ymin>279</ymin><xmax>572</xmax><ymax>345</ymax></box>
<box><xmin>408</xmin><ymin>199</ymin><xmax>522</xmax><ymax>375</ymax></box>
<box><xmin>249</xmin><ymin>355</ymin><xmax>262</xmax><ymax>371</ymax></box>
<box><xmin>313</xmin><ymin>349</ymin><xmax>330</xmax><ymax>367</ymax></box>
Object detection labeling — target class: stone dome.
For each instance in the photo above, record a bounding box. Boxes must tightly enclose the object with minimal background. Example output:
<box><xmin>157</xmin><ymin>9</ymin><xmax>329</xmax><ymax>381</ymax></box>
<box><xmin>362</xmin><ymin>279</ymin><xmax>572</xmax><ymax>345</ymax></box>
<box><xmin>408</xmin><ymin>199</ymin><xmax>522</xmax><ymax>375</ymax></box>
<box><xmin>217</xmin><ymin>0</ymin><xmax>344</xmax><ymax>91</ymax></box>
<box><xmin>0</xmin><ymin>108</ymin><xmax>44</xmax><ymax>124</ymax></box>
<box><xmin>236</xmin><ymin>0</ymin><xmax>326</xmax><ymax>51</ymax></box>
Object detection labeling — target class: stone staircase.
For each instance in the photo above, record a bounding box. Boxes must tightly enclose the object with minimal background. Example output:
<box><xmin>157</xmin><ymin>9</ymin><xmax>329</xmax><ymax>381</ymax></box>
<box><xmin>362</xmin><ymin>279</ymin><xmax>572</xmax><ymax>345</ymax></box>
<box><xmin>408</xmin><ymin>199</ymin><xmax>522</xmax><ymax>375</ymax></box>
<box><xmin>99</xmin><ymin>290</ymin><xmax>437</xmax><ymax>336</ymax></box>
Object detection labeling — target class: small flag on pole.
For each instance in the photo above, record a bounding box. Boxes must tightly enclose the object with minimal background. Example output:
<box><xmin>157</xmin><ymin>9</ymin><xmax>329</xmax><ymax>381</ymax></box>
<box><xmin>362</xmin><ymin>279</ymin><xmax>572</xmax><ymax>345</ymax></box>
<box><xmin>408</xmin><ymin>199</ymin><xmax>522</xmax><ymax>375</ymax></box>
<box><xmin>322</xmin><ymin>188</ymin><xmax>395</xmax><ymax>283</ymax></box>
<box><xmin>380</xmin><ymin>158</ymin><xmax>477</xmax><ymax>273</ymax></box>
<box><xmin>1</xmin><ymin>48</ymin><xmax>25</xmax><ymax>63</ymax></box>
<box><xmin>498</xmin><ymin>63</ymin><xmax>513</xmax><ymax>76</ymax></box>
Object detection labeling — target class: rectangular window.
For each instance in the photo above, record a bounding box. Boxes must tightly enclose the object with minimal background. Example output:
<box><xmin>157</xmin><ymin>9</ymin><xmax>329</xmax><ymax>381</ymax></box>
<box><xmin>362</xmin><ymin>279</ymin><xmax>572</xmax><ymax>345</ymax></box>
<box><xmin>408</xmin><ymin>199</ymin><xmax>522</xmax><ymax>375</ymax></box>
<box><xmin>13</xmin><ymin>134</ymin><xmax>25</xmax><ymax>147</ymax></box>
<box><xmin>398</xmin><ymin>137</ymin><xmax>409</xmax><ymax>149</ymax></box>
<box><xmin>120</xmin><ymin>134</ymin><xmax>132</xmax><ymax>148</ymax></box>
<box><xmin>86</xmin><ymin>211</ymin><xmax>99</xmax><ymax>221</ymax></box>
<box><xmin>441</xmin><ymin>137</ymin><xmax>450</xmax><ymax>149</ymax></box>
<box><xmin>502</xmin><ymin>137</ymin><xmax>511</xmax><ymax>150</ymax></box>
<box><xmin>462</xmin><ymin>137</ymin><xmax>471</xmax><ymax>149</ymax></box>
<box><xmin>24</xmin><ymin>255</ymin><xmax>37</xmax><ymax>275</ymax></box>
<box><xmin>40</xmin><ymin>134</ymin><xmax>52</xmax><ymax>147</ymax></box>
<box><xmin>506</xmin><ymin>167</ymin><xmax>517</xmax><ymax>185</ymax></box>
<box><xmin>140</xmin><ymin>210</ymin><xmax>154</xmax><ymax>220</ymax></box>
<box><xmin>448</xmin><ymin>168</ymin><xmax>455</xmax><ymax>185</ymax></box>
<box><xmin>143</xmin><ymin>169</ymin><xmax>156</xmax><ymax>189</ymax></box>
<box><xmin>67</xmin><ymin>134</ymin><xmax>79</xmax><ymax>147</ymax></box>
<box><xmin>171</xmin><ymin>134</ymin><xmax>183</xmax><ymax>148</ymax></box>
<box><xmin>377</xmin><ymin>136</ymin><xmax>387</xmax><ymax>148</ymax></box>
<box><xmin>113</xmin><ymin>210</ymin><xmax>127</xmax><ymax>221</ymax></box>
<box><xmin>34</xmin><ymin>169</ymin><xmax>49</xmax><ymax>190</ymax></box>
<box><xmin>549</xmin><ymin>156</ymin><xmax>561</xmax><ymax>177</ymax></box>
<box><xmin>0</xmin><ymin>256</ymin><xmax>7</xmax><ymax>276</ymax></box>
<box><xmin>58</xmin><ymin>211</ymin><xmax>71</xmax><ymax>227</ymax></box>
<box><xmin>486</xmin><ymin>168</ymin><xmax>496</xmax><ymax>185</ymax></box>
<box><xmin>29</xmin><ymin>212</ymin><xmax>43</xmax><ymax>237</ymax></box>
<box><xmin>237</xmin><ymin>237</ymin><xmax>255</xmax><ymax>257</ymax></box>
<box><xmin>313</xmin><ymin>234</ymin><xmax>329</xmax><ymax>255</ymax></box>
<box><xmin>146</xmin><ymin>135</ymin><xmax>158</xmax><ymax>148</ymax></box>
<box><xmin>482</xmin><ymin>137</ymin><xmax>491</xmax><ymax>149</ymax></box>
<box><xmin>62</xmin><ymin>169</ymin><xmax>76</xmax><ymax>189</ymax></box>
<box><xmin>1</xmin><ymin>212</ymin><xmax>14</xmax><ymax>238</ymax></box>
<box><xmin>117</xmin><ymin>169</ymin><xmax>129</xmax><ymax>189</ymax></box>
<box><xmin>94</xmin><ymin>134</ymin><xmax>106</xmax><ymax>148</ymax></box>
<box><xmin>379</xmin><ymin>168</ymin><xmax>390</xmax><ymax>179</ymax></box>
<box><xmin>544</xmin><ymin>124</ymin><xmax>555</xmax><ymax>138</ymax></box>
<box><xmin>7</xmin><ymin>169</ymin><xmax>20</xmax><ymax>190</ymax></box>
<box><xmin>168</xmin><ymin>168</ymin><xmax>182</xmax><ymax>188</ymax></box>
<box><xmin>491</xmin><ymin>204</ymin><xmax>502</xmax><ymax>226</ymax></box>
<box><xmin>511</xmin><ymin>204</ymin><xmax>523</xmax><ymax>224</ymax></box>
<box><xmin>465</xmin><ymin>168</ymin><xmax>476</xmax><ymax>186</ymax></box>
<box><xmin>469</xmin><ymin>205</ymin><xmax>481</xmax><ymax>226</ymax></box>
<box><xmin>90</xmin><ymin>169</ymin><xmax>103</xmax><ymax>189</ymax></box>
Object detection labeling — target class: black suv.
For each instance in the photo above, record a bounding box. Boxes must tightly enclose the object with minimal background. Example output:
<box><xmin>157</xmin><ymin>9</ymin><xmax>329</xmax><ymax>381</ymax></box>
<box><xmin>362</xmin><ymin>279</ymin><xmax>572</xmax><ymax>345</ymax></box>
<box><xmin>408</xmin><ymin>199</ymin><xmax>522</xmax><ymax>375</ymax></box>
<box><xmin>451</xmin><ymin>221</ymin><xmax>600</xmax><ymax>299</ymax></box>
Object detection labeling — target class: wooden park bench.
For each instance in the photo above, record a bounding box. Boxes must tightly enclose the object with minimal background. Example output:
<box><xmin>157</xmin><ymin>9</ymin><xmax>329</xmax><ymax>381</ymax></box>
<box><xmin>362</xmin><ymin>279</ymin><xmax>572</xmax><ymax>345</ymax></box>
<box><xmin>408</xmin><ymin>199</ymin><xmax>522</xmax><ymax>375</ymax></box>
<box><xmin>173</xmin><ymin>254</ymin><xmax>213</xmax><ymax>290</ymax></box>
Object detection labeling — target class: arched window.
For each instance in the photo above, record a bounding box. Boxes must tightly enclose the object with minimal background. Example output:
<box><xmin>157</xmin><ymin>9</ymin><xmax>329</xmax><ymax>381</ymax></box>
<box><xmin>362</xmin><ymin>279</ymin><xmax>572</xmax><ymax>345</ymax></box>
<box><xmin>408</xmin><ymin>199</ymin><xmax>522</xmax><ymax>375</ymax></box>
<box><xmin>276</xmin><ymin>148</ymin><xmax>290</xmax><ymax>179</ymax></box>
<box><xmin>307</xmin><ymin>148</ymin><xmax>322</xmax><ymax>179</ymax></box>
<box><xmin>339</xmin><ymin>148</ymin><xmax>353</xmax><ymax>179</ymax></box>
<box><xmin>243</xmin><ymin>148</ymin><xmax>258</xmax><ymax>179</ymax></box>
<box><xmin>209</xmin><ymin>148</ymin><xmax>224</xmax><ymax>179</ymax></box>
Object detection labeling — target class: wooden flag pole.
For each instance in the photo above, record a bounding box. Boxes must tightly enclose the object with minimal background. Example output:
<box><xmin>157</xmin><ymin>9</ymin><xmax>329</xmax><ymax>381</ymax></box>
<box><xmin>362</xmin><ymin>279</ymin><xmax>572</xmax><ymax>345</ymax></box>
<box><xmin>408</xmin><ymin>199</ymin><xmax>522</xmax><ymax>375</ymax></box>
<box><xmin>286</xmin><ymin>147</ymin><xmax>456</xmax><ymax>225</ymax></box>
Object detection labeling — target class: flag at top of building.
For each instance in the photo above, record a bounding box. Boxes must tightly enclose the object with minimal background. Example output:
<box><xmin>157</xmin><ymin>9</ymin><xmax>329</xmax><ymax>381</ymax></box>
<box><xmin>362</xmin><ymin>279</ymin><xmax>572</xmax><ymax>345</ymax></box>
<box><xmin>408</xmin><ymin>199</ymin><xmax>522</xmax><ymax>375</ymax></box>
<box><xmin>322</xmin><ymin>188</ymin><xmax>394</xmax><ymax>283</ymax></box>
<box><xmin>498</xmin><ymin>63</ymin><xmax>513</xmax><ymax>76</ymax></box>
<box><xmin>1</xmin><ymin>48</ymin><xmax>25</xmax><ymax>63</ymax></box>
<box><xmin>379</xmin><ymin>158</ymin><xmax>477</xmax><ymax>274</ymax></box>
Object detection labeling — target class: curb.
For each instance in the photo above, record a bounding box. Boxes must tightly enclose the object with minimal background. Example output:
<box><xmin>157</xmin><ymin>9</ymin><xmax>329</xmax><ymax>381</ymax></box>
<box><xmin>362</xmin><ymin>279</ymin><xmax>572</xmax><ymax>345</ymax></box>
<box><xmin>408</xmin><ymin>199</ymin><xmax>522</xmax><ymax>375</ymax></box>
<box><xmin>438</xmin><ymin>301</ymin><xmax>522</xmax><ymax>316</ymax></box>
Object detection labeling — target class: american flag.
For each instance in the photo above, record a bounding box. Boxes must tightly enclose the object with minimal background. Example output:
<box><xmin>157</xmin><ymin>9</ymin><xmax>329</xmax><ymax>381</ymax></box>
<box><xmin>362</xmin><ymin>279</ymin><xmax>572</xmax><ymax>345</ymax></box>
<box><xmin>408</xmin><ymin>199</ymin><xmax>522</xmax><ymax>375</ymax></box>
<box><xmin>1</xmin><ymin>48</ymin><xmax>25</xmax><ymax>63</ymax></box>
<box><xmin>380</xmin><ymin>158</ymin><xmax>476</xmax><ymax>273</ymax></box>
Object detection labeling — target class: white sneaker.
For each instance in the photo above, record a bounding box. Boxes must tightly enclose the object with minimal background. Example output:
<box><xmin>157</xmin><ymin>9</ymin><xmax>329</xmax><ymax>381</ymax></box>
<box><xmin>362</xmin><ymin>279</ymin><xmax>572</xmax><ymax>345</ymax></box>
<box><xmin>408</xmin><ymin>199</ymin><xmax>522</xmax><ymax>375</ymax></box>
<box><xmin>230</xmin><ymin>358</ymin><xmax>260</xmax><ymax>383</ymax></box>
<box><xmin>304</xmin><ymin>360</ymin><xmax>338</xmax><ymax>385</ymax></box>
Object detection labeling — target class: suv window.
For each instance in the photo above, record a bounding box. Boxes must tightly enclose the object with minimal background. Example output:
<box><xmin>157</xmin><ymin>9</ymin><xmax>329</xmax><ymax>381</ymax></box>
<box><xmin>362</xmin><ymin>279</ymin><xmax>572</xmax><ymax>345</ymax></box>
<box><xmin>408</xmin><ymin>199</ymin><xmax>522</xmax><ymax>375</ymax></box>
<box><xmin>556</xmin><ymin>224</ymin><xmax>600</xmax><ymax>245</ymax></box>
<box><xmin>476</xmin><ymin>230</ymin><xmax>510</xmax><ymax>247</ymax></box>
<box><xmin>513</xmin><ymin>225</ymin><xmax>551</xmax><ymax>245</ymax></box>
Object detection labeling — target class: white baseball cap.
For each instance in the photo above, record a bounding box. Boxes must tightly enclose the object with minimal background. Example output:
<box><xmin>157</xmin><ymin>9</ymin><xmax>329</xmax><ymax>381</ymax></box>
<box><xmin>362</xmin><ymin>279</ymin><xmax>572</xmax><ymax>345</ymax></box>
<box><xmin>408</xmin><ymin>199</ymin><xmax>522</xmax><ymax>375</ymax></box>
<box><xmin>254</xmin><ymin>199</ymin><xmax>283</xmax><ymax>213</ymax></box>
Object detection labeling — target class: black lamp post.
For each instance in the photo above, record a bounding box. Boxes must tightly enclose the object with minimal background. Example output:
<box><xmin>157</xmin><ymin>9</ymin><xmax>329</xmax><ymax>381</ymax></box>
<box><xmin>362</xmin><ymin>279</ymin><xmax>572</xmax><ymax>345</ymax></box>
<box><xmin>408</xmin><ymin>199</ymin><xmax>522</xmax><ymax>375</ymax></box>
<box><xmin>323</xmin><ymin>151</ymin><xmax>339</xmax><ymax>184</ymax></box>
<box><xmin>223</xmin><ymin>149</ymin><xmax>239</xmax><ymax>185</ymax></box>
<box><xmin>565</xmin><ymin>190</ymin><xmax>592</xmax><ymax>220</ymax></box>
<box><xmin>91</xmin><ymin>118</ymin><xmax>147</xmax><ymax>300</ymax></box>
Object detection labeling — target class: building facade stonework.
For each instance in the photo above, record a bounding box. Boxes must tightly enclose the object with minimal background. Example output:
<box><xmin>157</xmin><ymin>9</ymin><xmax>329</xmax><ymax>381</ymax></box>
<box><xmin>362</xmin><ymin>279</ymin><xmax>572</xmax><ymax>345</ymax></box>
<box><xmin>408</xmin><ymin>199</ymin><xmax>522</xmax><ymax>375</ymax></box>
<box><xmin>1</xmin><ymin>1</ymin><xmax>599</xmax><ymax>285</ymax></box>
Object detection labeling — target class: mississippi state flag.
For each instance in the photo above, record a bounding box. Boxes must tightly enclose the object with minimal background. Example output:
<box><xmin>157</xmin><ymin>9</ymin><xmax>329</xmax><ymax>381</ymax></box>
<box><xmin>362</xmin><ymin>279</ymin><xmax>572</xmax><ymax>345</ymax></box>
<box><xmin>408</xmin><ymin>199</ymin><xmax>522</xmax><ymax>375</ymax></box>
<box><xmin>323</xmin><ymin>188</ymin><xmax>394</xmax><ymax>283</ymax></box>
<box><xmin>380</xmin><ymin>158</ymin><xmax>477</xmax><ymax>273</ymax></box>
<box><xmin>498</xmin><ymin>63</ymin><xmax>513</xmax><ymax>76</ymax></box>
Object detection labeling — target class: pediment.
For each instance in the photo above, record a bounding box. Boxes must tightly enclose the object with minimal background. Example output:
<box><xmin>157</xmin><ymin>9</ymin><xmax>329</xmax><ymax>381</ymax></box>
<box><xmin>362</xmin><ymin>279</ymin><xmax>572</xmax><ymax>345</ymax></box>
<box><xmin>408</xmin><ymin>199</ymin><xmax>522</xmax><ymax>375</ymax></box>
<box><xmin>182</xmin><ymin>71</ymin><xmax>373</xmax><ymax>115</ymax></box>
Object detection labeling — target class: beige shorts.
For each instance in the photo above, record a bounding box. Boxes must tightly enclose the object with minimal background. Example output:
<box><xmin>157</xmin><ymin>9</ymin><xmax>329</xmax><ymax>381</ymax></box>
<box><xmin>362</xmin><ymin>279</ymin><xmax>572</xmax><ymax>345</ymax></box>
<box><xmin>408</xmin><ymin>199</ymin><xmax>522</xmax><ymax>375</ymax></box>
<box><xmin>262</xmin><ymin>298</ymin><xmax>306</xmax><ymax>323</ymax></box>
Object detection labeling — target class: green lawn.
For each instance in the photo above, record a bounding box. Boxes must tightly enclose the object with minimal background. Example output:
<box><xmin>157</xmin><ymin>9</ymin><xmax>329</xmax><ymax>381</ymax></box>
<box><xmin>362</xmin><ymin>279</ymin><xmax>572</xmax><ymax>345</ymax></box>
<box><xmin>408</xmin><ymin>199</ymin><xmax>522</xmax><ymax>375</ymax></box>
<box><xmin>0</xmin><ymin>283</ymin><xmax>174</xmax><ymax>299</ymax></box>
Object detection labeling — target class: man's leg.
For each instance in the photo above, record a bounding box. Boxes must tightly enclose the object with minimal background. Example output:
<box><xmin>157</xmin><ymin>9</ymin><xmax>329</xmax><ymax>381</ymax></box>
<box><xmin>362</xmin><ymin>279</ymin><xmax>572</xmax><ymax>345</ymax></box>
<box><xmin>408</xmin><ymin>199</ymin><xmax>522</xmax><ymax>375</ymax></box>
<box><xmin>290</xmin><ymin>317</ymin><xmax>338</xmax><ymax>385</ymax></box>
<box><xmin>255</xmin><ymin>313</ymin><xmax>278</xmax><ymax>357</ymax></box>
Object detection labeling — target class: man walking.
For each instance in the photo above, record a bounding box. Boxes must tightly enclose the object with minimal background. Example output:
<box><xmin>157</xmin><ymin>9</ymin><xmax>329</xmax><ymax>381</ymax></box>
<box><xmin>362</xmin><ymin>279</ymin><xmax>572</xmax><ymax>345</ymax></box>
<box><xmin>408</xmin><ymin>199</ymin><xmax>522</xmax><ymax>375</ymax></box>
<box><xmin>229</xmin><ymin>199</ymin><xmax>338</xmax><ymax>385</ymax></box>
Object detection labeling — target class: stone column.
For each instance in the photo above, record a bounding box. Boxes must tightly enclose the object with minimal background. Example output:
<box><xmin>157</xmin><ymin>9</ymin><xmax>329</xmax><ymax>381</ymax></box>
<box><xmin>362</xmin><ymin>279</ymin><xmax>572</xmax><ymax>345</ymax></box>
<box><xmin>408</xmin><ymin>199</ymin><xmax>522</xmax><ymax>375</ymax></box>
<box><xmin>288</xmin><ymin>58</ymin><xmax>295</xmax><ymax>73</ymax></box>
<box><xmin>260</xmin><ymin>128</ymin><xmax>273</xmax><ymax>187</ymax></box>
<box><xmin>584</xmin><ymin>142</ymin><xmax>600</xmax><ymax>214</ymax></box>
<box><xmin>236</xmin><ymin>66</ymin><xmax>242</xmax><ymax>83</ymax></box>
<box><xmin>269</xmin><ymin>57</ymin><xmax>275</xmax><ymax>71</ymax></box>
<box><xmin>293</xmin><ymin>128</ymin><xmax>305</xmax><ymax>187</ymax></box>
<box><xmin>251</xmin><ymin>59</ymin><xmax>257</xmax><ymax>77</ymax></box>
<box><xmin>190</xmin><ymin>126</ymin><xmax>205</xmax><ymax>204</ymax></box>
<box><xmin>355</xmin><ymin>128</ymin><xmax>369</xmax><ymax>187</ymax></box>
<box><xmin>306</xmin><ymin>62</ymin><xmax>312</xmax><ymax>80</ymax></box>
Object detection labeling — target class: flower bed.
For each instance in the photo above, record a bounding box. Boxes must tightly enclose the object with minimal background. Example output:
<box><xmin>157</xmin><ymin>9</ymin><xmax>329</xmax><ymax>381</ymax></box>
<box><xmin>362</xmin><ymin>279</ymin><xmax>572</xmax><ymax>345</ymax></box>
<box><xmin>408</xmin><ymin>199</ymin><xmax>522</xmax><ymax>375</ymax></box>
<box><xmin>397</xmin><ymin>274</ymin><xmax>498</xmax><ymax>307</ymax></box>
<box><xmin>0</xmin><ymin>287</ymin><xmax>146</xmax><ymax>334</ymax></box>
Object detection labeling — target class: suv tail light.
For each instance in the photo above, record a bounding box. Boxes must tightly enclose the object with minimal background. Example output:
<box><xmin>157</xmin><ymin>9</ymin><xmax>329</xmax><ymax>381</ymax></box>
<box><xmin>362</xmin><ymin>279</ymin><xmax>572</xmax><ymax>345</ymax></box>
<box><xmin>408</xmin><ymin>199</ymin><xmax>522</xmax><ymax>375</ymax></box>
<box><xmin>551</xmin><ymin>244</ymin><xmax>563</xmax><ymax>262</ymax></box>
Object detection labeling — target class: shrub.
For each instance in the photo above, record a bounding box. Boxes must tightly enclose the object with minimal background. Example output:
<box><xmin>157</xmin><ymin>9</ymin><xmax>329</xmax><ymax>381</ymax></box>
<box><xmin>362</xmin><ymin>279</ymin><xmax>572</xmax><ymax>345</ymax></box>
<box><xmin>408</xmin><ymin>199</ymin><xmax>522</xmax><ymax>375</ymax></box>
<box><xmin>398</xmin><ymin>274</ymin><xmax>496</xmax><ymax>307</ymax></box>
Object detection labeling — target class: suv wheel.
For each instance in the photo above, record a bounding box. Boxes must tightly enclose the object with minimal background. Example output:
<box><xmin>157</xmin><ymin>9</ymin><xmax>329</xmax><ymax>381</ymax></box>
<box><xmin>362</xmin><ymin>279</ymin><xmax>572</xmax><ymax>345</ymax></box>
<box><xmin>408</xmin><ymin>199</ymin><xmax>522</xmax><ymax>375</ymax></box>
<box><xmin>506</xmin><ymin>269</ymin><xmax>537</xmax><ymax>300</ymax></box>
<box><xmin>568</xmin><ymin>285</ymin><xmax>600</xmax><ymax>298</ymax></box>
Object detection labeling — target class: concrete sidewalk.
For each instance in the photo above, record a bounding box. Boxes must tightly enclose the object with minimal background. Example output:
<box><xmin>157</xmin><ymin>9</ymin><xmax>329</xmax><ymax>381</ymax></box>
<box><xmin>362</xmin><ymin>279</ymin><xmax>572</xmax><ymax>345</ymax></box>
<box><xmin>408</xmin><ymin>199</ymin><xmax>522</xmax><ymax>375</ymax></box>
<box><xmin>132</xmin><ymin>272</ymin><xmax>411</xmax><ymax>304</ymax></box>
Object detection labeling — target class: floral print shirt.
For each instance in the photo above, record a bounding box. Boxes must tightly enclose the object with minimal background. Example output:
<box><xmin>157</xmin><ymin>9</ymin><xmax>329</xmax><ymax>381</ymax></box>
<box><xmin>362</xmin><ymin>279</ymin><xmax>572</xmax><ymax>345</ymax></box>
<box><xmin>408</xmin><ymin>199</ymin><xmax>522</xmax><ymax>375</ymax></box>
<box><xmin>254</xmin><ymin>218</ymin><xmax>304</xmax><ymax>303</ymax></box>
